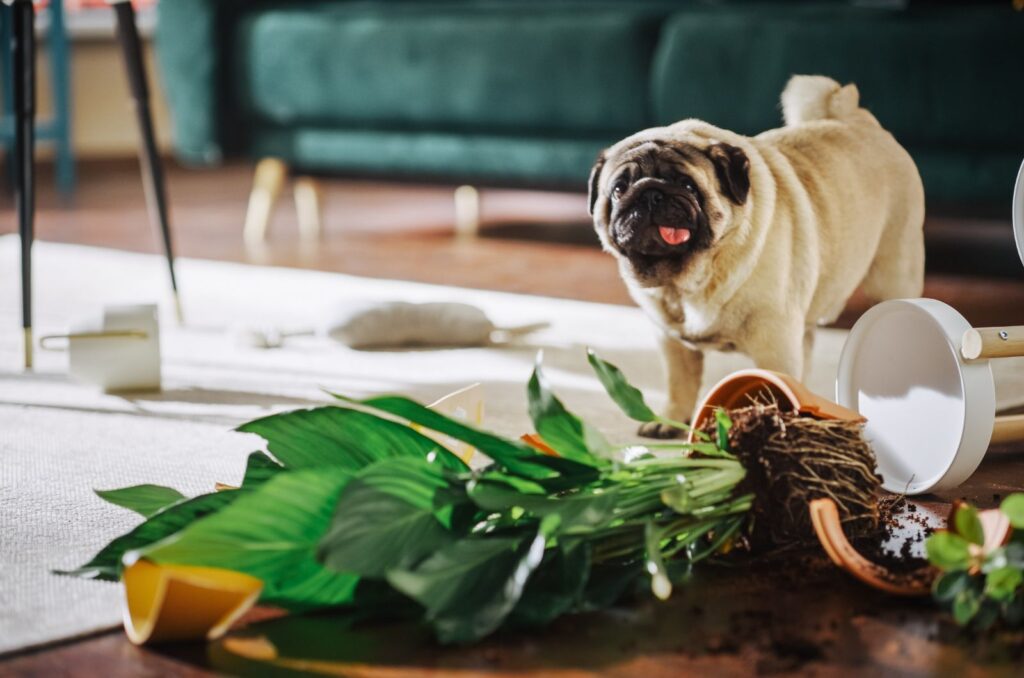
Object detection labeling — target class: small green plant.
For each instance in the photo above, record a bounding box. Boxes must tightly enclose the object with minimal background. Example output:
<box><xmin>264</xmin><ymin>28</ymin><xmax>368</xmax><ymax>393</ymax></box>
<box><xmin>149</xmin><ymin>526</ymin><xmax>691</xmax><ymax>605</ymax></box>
<box><xmin>926</xmin><ymin>495</ymin><xmax>1024</xmax><ymax>629</ymax></box>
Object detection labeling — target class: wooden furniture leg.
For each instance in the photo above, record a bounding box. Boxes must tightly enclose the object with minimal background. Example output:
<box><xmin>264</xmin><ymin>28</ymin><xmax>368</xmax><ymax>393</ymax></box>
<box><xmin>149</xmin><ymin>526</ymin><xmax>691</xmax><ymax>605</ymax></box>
<box><xmin>244</xmin><ymin>158</ymin><xmax>287</xmax><ymax>248</ymax></box>
<box><xmin>293</xmin><ymin>176</ymin><xmax>322</xmax><ymax>243</ymax></box>
<box><xmin>991</xmin><ymin>414</ymin><xmax>1024</xmax><ymax>446</ymax></box>
<box><xmin>111</xmin><ymin>0</ymin><xmax>182</xmax><ymax>322</ymax></box>
<box><xmin>962</xmin><ymin>326</ymin><xmax>1024</xmax><ymax>361</ymax></box>
<box><xmin>10</xmin><ymin>0</ymin><xmax>36</xmax><ymax>368</ymax></box>
<box><xmin>454</xmin><ymin>184</ymin><xmax>480</xmax><ymax>240</ymax></box>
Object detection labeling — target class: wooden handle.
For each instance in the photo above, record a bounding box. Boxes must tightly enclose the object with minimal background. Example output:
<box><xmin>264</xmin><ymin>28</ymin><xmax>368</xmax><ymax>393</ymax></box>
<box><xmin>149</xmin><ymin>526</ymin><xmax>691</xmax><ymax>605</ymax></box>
<box><xmin>961</xmin><ymin>326</ymin><xmax>1024</xmax><ymax>360</ymax></box>
<box><xmin>991</xmin><ymin>414</ymin><xmax>1024</xmax><ymax>446</ymax></box>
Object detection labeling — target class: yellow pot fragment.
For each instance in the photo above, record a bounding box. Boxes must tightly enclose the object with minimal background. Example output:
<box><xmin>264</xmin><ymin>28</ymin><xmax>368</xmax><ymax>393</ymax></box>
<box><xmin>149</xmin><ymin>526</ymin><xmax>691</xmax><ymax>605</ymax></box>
<box><xmin>121</xmin><ymin>556</ymin><xmax>263</xmax><ymax>645</ymax></box>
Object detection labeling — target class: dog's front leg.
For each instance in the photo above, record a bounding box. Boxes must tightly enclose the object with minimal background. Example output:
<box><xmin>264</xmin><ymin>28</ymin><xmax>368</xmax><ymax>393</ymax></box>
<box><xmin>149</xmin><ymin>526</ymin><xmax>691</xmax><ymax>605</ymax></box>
<box><xmin>744</xmin><ymin>314</ymin><xmax>806</xmax><ymax>380</ymax></box>
<box><xmin>638</xmin><ymin>335</ymin><xmax>704</xmax><ymax>439</ymax></box>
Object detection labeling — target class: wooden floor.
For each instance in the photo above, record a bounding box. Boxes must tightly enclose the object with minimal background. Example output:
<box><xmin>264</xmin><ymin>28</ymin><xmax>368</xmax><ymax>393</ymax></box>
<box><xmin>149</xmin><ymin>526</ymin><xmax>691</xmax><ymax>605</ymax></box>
<box><xmin>2</xmin><ymin>159</ymin><xmax>1023</xmax><ymax>328</ymax></box>
<box><xmin>3</xmin><ymin>160</ymin><xmax>1024</xmax><ymax>677</ymax></box>
<box><xmin>1</xmin><ymin>160</ymin><xmax>621</xmax><ymax>302</ymax></box>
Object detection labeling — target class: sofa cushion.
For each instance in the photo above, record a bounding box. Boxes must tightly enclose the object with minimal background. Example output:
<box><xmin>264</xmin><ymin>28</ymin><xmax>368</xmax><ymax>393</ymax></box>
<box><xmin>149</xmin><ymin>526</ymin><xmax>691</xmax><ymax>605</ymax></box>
<box><xmin>234</xmin><ymin>4</ymin><xmax>661</xmax><ymax>136</ymax></box>
<box><xmin>651</xmin><ymin>6</ymin><xmax>1024</xmax><ymax>150</ymax></box>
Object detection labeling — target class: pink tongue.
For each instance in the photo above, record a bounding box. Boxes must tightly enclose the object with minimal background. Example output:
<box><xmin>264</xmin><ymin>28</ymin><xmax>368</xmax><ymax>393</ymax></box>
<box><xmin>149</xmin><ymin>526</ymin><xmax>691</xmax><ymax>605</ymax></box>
<box><xmin>658</xmin><ymin>226</ymin><xmax>692</xmax><ymax>246</ymax></box>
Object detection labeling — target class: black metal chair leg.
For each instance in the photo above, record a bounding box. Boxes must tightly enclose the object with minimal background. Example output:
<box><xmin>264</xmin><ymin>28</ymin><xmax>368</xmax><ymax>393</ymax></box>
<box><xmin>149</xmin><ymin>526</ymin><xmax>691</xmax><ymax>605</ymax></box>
<box><xmin>10</xmin><ymin>0</ymin><xmax>36</xmax><ymax>368</ymax></box>
<box><xmin>111</xmin><ymin>0</ymin><xmax>182</xmax><ymax>322</ymax></box>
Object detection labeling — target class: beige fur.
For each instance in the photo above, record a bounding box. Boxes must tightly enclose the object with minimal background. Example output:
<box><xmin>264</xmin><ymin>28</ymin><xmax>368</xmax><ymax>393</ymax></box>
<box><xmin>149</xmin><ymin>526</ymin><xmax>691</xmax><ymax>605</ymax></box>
<box><xmin>590</xmin><ymin>75</ymin><xmax>924</xmax><ymax>437</ymax></box>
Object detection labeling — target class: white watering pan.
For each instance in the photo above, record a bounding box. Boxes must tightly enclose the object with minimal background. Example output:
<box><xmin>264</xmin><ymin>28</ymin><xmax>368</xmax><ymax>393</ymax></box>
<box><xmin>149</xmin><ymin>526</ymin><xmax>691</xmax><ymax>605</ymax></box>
<box><xmin>837</xmin><ymin>299</ymin><xmax>1024</xmax><ymax>495</ymax></box>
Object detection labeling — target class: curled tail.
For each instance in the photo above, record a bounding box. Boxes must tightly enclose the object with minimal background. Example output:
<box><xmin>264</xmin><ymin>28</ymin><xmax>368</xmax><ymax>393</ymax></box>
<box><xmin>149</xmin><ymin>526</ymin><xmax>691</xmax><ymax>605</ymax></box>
<box><xmin>781</xmin><ymin>75</ymin><xmax>874</xmax><ymax>127</ymax></box>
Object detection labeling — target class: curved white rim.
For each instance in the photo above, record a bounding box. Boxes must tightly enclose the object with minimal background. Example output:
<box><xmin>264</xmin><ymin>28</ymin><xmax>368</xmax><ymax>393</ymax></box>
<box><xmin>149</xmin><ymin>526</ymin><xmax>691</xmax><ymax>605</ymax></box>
<box><xmin>836</xmin><ymin>299</ymin><xmax>995</xmax><ymax>494</ymax></box>
<box><xmin>1014</xmin><ymin>158</ymin><xmax>1024</xmax><ymax>269</ymax></box>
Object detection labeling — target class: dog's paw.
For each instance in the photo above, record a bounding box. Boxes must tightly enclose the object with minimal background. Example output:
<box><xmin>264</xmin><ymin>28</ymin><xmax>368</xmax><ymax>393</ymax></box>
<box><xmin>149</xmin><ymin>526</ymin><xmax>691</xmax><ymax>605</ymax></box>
<box><xmin>638</xmin><ymin>421</ymin><xmax>686</xmax><ymax>439</ymax></box>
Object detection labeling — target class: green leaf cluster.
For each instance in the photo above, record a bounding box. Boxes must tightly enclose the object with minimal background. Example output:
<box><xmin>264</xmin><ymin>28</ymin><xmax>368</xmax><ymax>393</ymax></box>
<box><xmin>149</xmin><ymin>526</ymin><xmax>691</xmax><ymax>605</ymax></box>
<box><xmin>62</xmin><ymin>351</ymin><xmax>751</xmax><ymax>644</ymax></box>
<box><xmin>926</xmin><ymin>495</ymin><xmax>1024</xmax><ymax>629</ymax></box>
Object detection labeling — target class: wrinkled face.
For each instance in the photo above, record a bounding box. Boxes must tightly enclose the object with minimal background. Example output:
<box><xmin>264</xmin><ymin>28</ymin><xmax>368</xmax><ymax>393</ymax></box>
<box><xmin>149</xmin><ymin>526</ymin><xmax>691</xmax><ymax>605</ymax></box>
<box><xmin>589</xmin><ymin>131</ymin><xmax>750</xmax><ymax>286</ymax></box>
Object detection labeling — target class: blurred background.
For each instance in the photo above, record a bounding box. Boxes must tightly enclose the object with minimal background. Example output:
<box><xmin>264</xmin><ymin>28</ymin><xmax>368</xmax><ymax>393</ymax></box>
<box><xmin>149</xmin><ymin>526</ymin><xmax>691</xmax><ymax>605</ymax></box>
<box><xmin>2</xmin><ymin>0</ymin><xmax>1023</xmax><ymax>325</ymax></box>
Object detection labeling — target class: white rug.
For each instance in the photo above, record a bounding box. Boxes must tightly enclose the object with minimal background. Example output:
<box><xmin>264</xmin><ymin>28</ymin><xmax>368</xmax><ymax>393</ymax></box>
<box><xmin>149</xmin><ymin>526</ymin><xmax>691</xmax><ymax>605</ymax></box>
<box><xmin>1</xmin><ymin>237</ymin><xmax>1022</xmax><ymax>656</ymax></box>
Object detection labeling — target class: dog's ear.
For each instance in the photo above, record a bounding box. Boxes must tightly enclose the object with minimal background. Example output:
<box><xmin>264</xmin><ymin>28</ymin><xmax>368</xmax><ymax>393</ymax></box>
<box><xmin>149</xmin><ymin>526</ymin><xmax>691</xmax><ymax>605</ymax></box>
<box><xmin>707</xmin><ymin>143</ymin><xmax>750</xmax><ymax>205</ymax></box>
<box><xmin>587</xmin><ymin>152</ymin><xmax>606</xmax><ymax>216</ymax></box>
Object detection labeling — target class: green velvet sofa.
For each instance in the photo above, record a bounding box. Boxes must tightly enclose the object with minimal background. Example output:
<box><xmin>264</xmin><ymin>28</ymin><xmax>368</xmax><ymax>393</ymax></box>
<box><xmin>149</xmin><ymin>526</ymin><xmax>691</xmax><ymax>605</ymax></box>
<box><xmin>156</xmin><ymin>0</ymin><xmax>1024</xmax><ymax>221</ymax></box>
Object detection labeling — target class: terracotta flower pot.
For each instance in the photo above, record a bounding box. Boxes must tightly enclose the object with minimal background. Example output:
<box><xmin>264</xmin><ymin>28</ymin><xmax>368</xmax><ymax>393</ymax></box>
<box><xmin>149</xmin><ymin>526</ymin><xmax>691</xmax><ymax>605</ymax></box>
<box><xmin>689</xmin><ymin>368</ymin><xmax>864</xmax><ymax>442</ymax></box>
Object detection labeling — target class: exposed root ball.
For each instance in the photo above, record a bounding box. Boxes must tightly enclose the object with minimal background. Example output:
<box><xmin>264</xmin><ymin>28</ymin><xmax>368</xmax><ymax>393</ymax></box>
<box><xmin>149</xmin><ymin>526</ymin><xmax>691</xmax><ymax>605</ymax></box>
<box><xmin>709</xmin><ymin>402</ymin><xmax>882</xmax><ymax>548</ymax></box>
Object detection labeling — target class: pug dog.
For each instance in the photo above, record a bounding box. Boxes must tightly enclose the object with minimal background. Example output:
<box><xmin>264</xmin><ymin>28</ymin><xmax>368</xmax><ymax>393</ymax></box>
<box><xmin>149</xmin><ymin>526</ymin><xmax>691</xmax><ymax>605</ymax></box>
<box><xmin>589</xmin><ymin>75</ymin><xmax>925</xmax><ymax>438</ymax></box>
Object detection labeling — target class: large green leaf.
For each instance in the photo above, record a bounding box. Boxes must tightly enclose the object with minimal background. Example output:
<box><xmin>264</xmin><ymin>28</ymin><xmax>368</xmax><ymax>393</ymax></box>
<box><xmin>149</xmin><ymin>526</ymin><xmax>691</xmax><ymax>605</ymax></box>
<box><xmin>238</xmin><ymin>406</ymin><xmax>467</xmax><ymax>473</ymax></box>
<box><xmin>474</xmin><ymin>471</ymin><xmax>547</xmax><ymax>496</ymax></box>
<box><xmin>587</xmin><ymin>349</ymin><xmax>705</xmax><ymax>440</ymax></box>
<box><xmin>57</xmin><ymin>490</ymin><xmax>237</xmax><ymax>581</ymax></box>
<box><xmin>527</xmin><ymin>359</ymin><xmax>608</xmax><ymax>464</ymax></box>
<box><xmin>61</xmin><ymin>453</ymin><xmax>287</xmax><ymax>580</ymax></box>
<box><xmin>509</xmin><ymin>540</ymin><xmax>591</xmax><ymax>627</ymax></box>
<box><xmin>142</xmin><ymin>469</ymin><xmax>359</xmax><ymax>611</ymax></box>
<box><xmin>318</xmin><ymin>459</ymin><xmax>458</xmax><ymax>577</ymax></box>
<box><xmin>334</xmin><ymin>393</ymin><xmax>597</xmax><ymax>484</ymax></box>
<box><xmin>94</xmin><ymin>484</ymin><xmax>186</xmax><ymax>518</ymax></box>
<box><xmin>387</xmin><ymin>523</ymin><xmax>551</xmax><ymax>644</ymax></box>
<box><xmin>586</xmin><ymin>349</ymin><xmax>659</xmax><ymax>422</ymax></box>
<box><xmin>242</xmin><ymin>451</ymin><xmax>284</xmax><ymax>488</ymax></box>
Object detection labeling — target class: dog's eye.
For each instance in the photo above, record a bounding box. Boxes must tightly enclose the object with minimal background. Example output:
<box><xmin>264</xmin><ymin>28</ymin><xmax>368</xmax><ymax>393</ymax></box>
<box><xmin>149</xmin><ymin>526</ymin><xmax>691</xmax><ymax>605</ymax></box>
<box><xmin>681</xmin><ymin>178</ymin><xmax>697</xmax><ymax>192</ymax></box>
<box><xmin>611</xmin><ymin>179</ymin><xmax>629</xmax><ymax>200</ymax></box>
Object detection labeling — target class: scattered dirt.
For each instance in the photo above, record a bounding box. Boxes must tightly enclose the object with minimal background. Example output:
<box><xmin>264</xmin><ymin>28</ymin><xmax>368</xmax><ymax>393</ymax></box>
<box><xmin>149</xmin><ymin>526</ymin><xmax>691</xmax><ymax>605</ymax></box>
<box><xmin>704</xmin><ymin>402</ymin><xmax>882</xmax><ymax>548</ymax></box>
<box><xmin>700</xmin><ymin>402</ymin><xmax>936</xmax><ymax>594</ymax></box>
<box><xmin>853</xmin><ymin>495</ymin><xmax>933</xmax><ymax>576</ymax></box>
<box><xmin>674</xmin><ymin>403</ymin><xmax>946</xmax><ymax>668</ymax></box>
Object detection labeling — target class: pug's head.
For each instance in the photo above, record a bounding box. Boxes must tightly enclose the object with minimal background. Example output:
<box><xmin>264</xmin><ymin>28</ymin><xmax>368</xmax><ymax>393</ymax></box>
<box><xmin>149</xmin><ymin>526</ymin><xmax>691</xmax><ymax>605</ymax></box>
<box><xmin>589</xmin><ymin>128</ymin><xmax>750</xmax><ymax>287</ymax></box>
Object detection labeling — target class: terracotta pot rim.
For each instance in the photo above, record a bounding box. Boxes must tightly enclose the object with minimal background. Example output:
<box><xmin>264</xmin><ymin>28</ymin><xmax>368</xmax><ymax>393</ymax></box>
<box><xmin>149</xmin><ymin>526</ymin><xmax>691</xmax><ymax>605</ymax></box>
<box><xmin>689</xmin><ymin>368</ymin><xmax>864</xmax><ymax>442</ymax></box>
